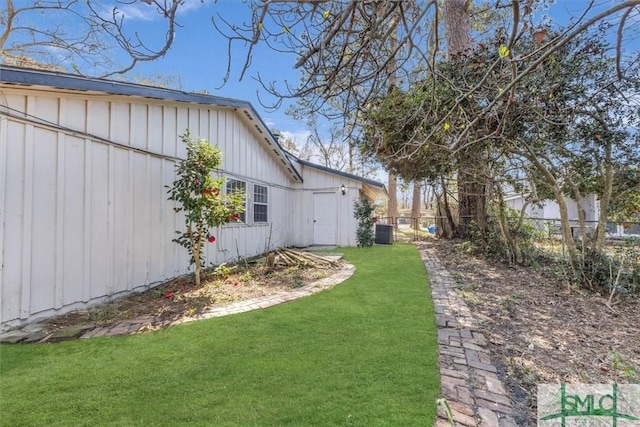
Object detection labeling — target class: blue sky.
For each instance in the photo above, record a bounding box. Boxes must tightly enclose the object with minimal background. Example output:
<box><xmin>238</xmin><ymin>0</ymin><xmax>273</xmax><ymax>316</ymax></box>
<box><xmin>123</xmin><ymin>0</ymin><xmax>310</xmax><ymax>143</ymax></box>
<box><xmin>117</xmin><ymin>0</ymin><xmax>639</xmax><ymax>148</ymax></box>
<box><xmin>7</xmin><ymin>0</ymin><xmax>636</xmax><ymax>157</ymax></box>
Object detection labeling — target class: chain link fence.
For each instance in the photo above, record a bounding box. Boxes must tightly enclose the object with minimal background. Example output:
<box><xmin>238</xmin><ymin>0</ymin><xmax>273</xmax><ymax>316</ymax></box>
<box><xmin>373</xmin><ymin>215</ymin><xmax>640</xmax><ymax>256</ymax></box>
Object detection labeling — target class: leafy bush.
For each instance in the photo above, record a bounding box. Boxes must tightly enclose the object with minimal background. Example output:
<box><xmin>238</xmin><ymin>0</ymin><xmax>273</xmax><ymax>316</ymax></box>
<box><xmin>474</xmin><ymin>210</ymin><xmax>545</xmax><ymax>266</ymax></box>
<box><xmin>576</xmin><ymin>246</ymin><xmax>640</xmax><ymax>297</ymax></box>
<box><xmin>353</xmin><ymin>198</ymin><xmax>375</xmax><ymax>247</ymax></box>
<box><xmin>167</xmin><ymin>130</ymin><xmax>245</xmax><ymax>286</ymax></box>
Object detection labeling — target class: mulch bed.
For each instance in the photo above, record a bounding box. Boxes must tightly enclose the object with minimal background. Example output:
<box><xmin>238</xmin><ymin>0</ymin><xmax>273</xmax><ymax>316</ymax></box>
<box><xmin>424</xmin><ymin>238</ymin><xmax>640</xmax><ymax>426</ymax></box>
<box><xmin>44</xmin><ymin>260</ymin><xmax>343</xmax><ymax>333</ymax></box>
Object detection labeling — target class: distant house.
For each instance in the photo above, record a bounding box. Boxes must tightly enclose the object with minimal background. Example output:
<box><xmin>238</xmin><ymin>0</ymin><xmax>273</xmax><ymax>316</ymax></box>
<box><xmin>504</xmin><ymin>193</ymin><xmax>600</xmax><ymax>222</ymax></box>
<box><xmin>0</xmin><ymin>66</ymin><xmax>386</xmax><ymax>328</ymax></box>
<box><xmin>503</xmin><ymin>193</ymin><xmax>640</xmax><ymax>237</ymax></box>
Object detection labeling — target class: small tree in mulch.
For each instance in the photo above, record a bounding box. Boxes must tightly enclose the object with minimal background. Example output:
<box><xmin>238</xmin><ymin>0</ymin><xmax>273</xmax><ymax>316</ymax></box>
<box><xmin>354</xmin><ymin>197</ymin><xmax>376</xmax><ymax>247</ymax></box>
<box><xmin>167</xmin><ymin>130</ymin><xmax>245</xmax><ymax>286</ymax></box>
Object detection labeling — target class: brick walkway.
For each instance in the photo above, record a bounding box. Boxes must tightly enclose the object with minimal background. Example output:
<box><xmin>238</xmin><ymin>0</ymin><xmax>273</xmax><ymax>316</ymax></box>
<box><xmin>0</xmin><ymin>265</ymin><xmax>355</xmax><ymax>344</ymax></box>
<box><xmin>418</xmin><ymin>242</ymin><xmax>519</xmax><ymax>427</ymax></box>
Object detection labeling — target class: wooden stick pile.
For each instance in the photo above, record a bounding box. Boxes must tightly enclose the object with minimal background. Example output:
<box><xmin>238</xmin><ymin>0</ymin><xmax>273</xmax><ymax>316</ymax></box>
<box><xmin>271</xmin><ymin>248</ymin><xmax>338</xmax><ymax>268</ymax></box>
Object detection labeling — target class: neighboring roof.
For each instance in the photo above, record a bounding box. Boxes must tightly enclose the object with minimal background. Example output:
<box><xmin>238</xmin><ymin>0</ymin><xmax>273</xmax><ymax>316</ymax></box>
<box><xmin>0</xmin><ymin>65</ymin><xmax>303</xmax><ymax>183</ymax></box>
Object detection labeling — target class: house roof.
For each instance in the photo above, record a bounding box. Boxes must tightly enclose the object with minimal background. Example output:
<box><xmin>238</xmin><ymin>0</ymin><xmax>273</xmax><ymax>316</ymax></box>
<box><xmin>1</xmin><ymin>65</ymin><xmax>387</xmax><ymax>195</ymax></box>
<box><xmin>284</xmin><ymin>152</ymin><xmax>387</xmax><ymax>200</ymax></box>
<box><xmin>0</xmin><ymin>65</ymin><xmax>303</xmax><ymax>183</ymax></box>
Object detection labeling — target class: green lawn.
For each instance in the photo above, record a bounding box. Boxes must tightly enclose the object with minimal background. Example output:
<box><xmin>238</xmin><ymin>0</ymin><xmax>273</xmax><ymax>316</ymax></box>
<box><xmin>0</xmin><ymin>244</ymin><xmax>439</xmax><ymax>427</ymax></box>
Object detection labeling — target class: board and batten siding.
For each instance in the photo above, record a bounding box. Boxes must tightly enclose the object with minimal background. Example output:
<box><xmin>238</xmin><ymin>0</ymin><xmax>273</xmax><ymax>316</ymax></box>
<box><xmin>292</xmin><ymin>164</ymin><xmax>361</xmax><ymax>247</ymax></box>
<box><xmin>0</xmin><ymin>88</ymin><xmax>295</xmax><ymax>327</ymax></box>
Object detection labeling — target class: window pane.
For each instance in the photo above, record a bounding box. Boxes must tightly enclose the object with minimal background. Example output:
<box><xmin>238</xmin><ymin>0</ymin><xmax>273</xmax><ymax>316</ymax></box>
<box><xmin>226</xmin><ymin>179</ymin><xmax>246</xmax><ymax>193</ymax></box>
<box><xmin>254</xmin><ymin>204</ymin><xmax>268</xmax><ymax>223</ymax></box>
<box><xmin>254</xmin><ymin>184</ymin><xmax>268</xmax><ymax>204</ymax></box>
<box><xmin>226</xmin><ymin>179</ymin><xmax>246</xmax><ymax>223</ymax></box>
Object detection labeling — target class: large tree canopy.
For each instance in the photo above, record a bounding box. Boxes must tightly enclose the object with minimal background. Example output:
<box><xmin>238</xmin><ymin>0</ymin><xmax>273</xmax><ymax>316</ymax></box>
<box><xmin>213</xmin><ymin>1</ymin><xmax>640</xmax><ymax>124</ymax></box>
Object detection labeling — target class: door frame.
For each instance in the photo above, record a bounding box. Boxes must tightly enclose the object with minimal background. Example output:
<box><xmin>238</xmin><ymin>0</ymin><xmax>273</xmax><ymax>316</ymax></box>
<box><xmin>312</xmin><ymin>192</ymin><xmax>337</xmax><ymax>245</ymax></box>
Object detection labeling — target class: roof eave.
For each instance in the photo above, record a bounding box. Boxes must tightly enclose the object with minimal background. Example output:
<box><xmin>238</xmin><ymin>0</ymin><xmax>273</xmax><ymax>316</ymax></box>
<box><xmin>0</xmin><ymin>65</ymin><xmax>303</xmax><ymax>183</ymax></box>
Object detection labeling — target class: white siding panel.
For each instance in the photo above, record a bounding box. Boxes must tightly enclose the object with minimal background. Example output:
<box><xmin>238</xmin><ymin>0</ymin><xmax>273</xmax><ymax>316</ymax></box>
<box><xmin>132</xmin><ymin>154</ymin><xmax>150</xmax><ymax>288</ymax></box>
<box><xmin>61</xmin><ymin>135</ymin><xmax>86</xmax><ymax>306</ymax></box>
<box><xmin>163</xmin><ymin>159</ymin><xmax>180</xmax><ymax>279</ymax></box>
<box><xmin>54</xmin><ymin>133</ymin><xmax>65</xmax><ymax>309</ymax></box>
<box><xmin>112</xmin><ymin>149</ymin><xmax>131</xmax><ymax>294</ymax></box>
<box><xmin>1</xmin><ymin>87</ymin><xmax>310</xmax><ymax>327</ymax></box>
<box><xmin>88</xmin><ymin>100</ymin><xmax>110</xmax><ymax>140</ymax></box>
<box><xmin>62</xmin><ymin>98</ymin><xmax>86</xmax><ymax>131</ymax></box>
<box><xmin>2</xmin><ymin>93</ymin><xmax>26</xmax><ymax>113</ymax></box>
<box><xmin>227</xmin><ymin>113</ymin><xmax>238</xmax><ymax>173</ymax></box>
<box><xmin>111</xmin><ymin>102</ymin><xmax>131</xmax><ymax>144</ymax></box>
<box><xmin>20</xmin><ymin>121</ymin><xmax>34</xmax><ymax>319</ymax></box>
<box><xmin>188</xmin><ymin>108</ymin><xmax>199</xmax><ymax>138</ymax></box>
<box><xmin>207</xmin><ymin>110</ymin><xmax>224</xmax><ymax>147</ymax></box>
<box><xmin>148</xmin><ymin>105</ymin><xmax>163</xmax><ymax>153</ymax></box>
<box><xmin>199</xmin><ymin>109</ymin><xmax>210</xmax><ymax>139</ymax></box>
<box><xmin>131</xmin><ymin>104</ymin><xmax>148</xmax><ymax>150</ymax></box>
<box><xmin>162</xmin><ymin>107</ymin><xmax>178</xmax><ymax>157</ymax></box>
<box><xmin>239</xmin><ymin>123</ymin><xmax>247</xmax><ymax>175</ymax></box>
<box><xmin>293</xmin><ymin>165</ymin><xmax>363</xmax><ymax>247</ymax></box>
<box><xmin>148</xmin><ymin>157</ymin><xmax>165</xmax><ymax>281</ymax></box>
<box><xmin>216</xmin><ymin>111</ymin><xmax>227</xmax><ymax>155</ymax></box>
<box><xmin>1</xmin><ymin>121</ymin><xmax>26</xmax><ymax>323</ymax></box>
<box><xmin>89</xmin><ymin>144</ymin><xmax>110</xmax><ymax>299</ymax></box>
<box><xmin>33</xmin><ymin>96</ymin><xmax>59</xmax><ymax>124</ymax></box>
<box><xmin>30</xmin><ymin>128</ymin><xmax>58</xmax><ymax>313</ymax></box>
<box><xmin>176</xmin><ymin>109</ymin><xmax>188</xmax><ymax>159</ymax></box>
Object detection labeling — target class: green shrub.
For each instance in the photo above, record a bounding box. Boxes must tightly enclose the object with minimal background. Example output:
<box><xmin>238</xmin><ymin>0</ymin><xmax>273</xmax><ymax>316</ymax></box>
<box><xmin>473</xmin><ymin>211</ymin><xmax>544</xmax><ymax>266</ymax></box>
<box><xmin>353</xmin><ymin>198</ymin><xmax>375</xmax><ymax>247</ymax></box>
<box><xmin>576</xmin><ymin>247</ymin><xmax>640</xmax><ymax>297</ymax></box>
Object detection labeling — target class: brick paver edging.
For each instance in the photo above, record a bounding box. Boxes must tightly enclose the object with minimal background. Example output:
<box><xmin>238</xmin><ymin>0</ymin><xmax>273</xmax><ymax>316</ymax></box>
<box><xmin>83</xmin><ymin>264</ymin><xmax>356</xmax><ymax>339</ymax></box>
<box><xmin>1</xmin><ymin>265</ymin><xmax>355</xmax><ymax>343</ymax></box>
<box><xmin>418</xmin><ymin>242</ymin><xmax>519</xmax><ymax>427</ymax></box>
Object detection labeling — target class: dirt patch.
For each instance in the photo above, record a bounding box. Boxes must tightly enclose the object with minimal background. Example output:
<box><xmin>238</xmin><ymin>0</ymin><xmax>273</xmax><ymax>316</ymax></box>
<box><xmin>421</xmin><ymin>239</ymin><xmax>640</xmax><ymax>426</ymax></box>
<box><xmin>44</xmin><ymin>259</ymin><xmax>344</xmax><ymax>333</ymax></box>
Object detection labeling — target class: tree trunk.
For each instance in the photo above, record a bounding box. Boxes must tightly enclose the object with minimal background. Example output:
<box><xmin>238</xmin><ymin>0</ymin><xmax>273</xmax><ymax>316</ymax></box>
<box><xmin>570</xmin><ymin>184</ymin><xmax>589</xmax><ymax>250</ymax></box>
<box><xmin>507</xmin><ymin>146</ymin><xmax>580</xmax><ymax>270</ymax></box>
<box><xmin>594</xmin><ymin>142</ymin><xmax>613</xmax><ymax>249</ymax></box>
<box><xmin>442</xmin><ymin>0</ymin><xmax>473</xmax><ymax>55</ymax></box>
<box><xmin>495</xmin><ymin>185</ymin><xmax>522</xmax><ymax>264</ymax></box>
<box><xmin>386</xmin><ymin>12</ymin><xmax>400</xmax><ymax>231</ymax></box>
<box><xmin>554</xmin><ymin>187</ymin><xmax>580</xmax><ymax>271</ymax></box>
<box><xmin>422</xmin><ymin>184</ymin><xmax>433</xmax><ymax>210</ymax></box>
<box><xmin>443</xmin><ymin>0</ymin><xmax>486</xmax><ymax>240</ymax></box>
<box><xmin>436</xmin><ymin>177</ymin><xmax>455</xmax><ymax>238</ymax></box>
<box><xmin>453</xmin><ymin>149</ymin><xmax>487</xmax><ymax>239</ymax></box>
<box><xmin>388</xmin><ymin>174</ymin><xmax>398</xmax><ymax>229</ymax></box>
<box><xmin>194</xmin><ymin>224</ymin><xmax>203</xmax><ymax>287</ymax></box>
<box><xmin>411</xmin><ymin>180</ymin><xmax>422</xmax><ymax>229</ymax></box>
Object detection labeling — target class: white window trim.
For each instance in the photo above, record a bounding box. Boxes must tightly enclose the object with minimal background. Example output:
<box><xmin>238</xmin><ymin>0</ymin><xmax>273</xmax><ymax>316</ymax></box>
<box><xmin>224</xmin><ymin>178</ymin><xmax>271</xmax><ymax>226</ymax></box>
<box><xmin>225</xmin><ymin>178</ymin><xmax>247</xmax><ymax>225</ymax></box>
<box><xmin>253</xmin><ymin>184</ymin><xmax>269</xmax><ymax>224</ymax></box>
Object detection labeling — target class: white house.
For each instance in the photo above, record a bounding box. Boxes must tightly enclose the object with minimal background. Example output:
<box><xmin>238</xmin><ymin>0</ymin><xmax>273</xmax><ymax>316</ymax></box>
<box><xmin>0</xmin><ymin>66</ymin><xmax>386</xmax><ymax>329</ymax></box>
<box><xmin>504</xmin><ymin>193</ymin><xmax>600</xmax><ymax>222</ymax></box>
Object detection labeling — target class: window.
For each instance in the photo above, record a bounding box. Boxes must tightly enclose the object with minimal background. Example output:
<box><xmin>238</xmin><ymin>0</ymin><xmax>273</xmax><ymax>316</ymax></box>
<box><xmin>253</xmin><ymin>184</ymin><xmax>268</xmax><ymax>223</ymax></box>
<box><xmin>226</xmin><ymin>179</ymin><xmax>246</xmax><ymax>223</ymax></box>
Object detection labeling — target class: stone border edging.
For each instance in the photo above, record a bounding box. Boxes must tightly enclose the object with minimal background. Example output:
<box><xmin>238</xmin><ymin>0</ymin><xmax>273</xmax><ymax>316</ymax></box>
<box><xmin>1</xmin><ymin>264</ymin><xmax>355</xmax><ymax>343</ymax></box>
<box><xmin>418</xmin><ymin>242</ymin><xmax>519</xmax><ymax>427</ymax></box>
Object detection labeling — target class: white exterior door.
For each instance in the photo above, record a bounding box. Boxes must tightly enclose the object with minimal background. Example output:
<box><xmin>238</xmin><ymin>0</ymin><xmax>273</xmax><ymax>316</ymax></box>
<box><xmin>313</xmin><ymin>192</ymin><xmax>337</xmax><ymax>245</ymax></box>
